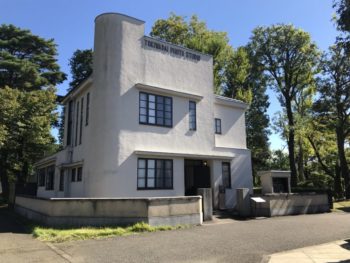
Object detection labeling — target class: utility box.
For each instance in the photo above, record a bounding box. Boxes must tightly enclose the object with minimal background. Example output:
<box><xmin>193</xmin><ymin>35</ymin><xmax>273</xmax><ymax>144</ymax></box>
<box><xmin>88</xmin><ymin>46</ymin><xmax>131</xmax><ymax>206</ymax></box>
<box><xmin>257</xmin><ymin>170</ymin><xmax>291</xmax><ymax>194</ymax></box>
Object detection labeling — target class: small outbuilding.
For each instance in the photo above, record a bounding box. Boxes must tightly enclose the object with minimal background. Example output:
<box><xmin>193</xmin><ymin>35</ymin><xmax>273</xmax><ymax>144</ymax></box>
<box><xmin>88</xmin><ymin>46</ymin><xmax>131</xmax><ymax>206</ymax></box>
<box><xmin>257</xmin><ymin>170</ymin><xmax>291</xmax><ymax>194</ymax></box>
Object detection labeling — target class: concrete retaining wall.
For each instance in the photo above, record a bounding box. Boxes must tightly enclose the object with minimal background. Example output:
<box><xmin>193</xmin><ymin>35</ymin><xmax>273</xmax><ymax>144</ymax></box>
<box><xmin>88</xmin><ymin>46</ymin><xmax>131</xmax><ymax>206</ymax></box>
<box><xmin>15</xmin><ymin>195</ymin><xmax>202</xmax><ymax>227</ymax></box>
<box><xmin>252</xmin><ymin>193</ymin><xmax>330</xmax><ymax>217</ymax></box>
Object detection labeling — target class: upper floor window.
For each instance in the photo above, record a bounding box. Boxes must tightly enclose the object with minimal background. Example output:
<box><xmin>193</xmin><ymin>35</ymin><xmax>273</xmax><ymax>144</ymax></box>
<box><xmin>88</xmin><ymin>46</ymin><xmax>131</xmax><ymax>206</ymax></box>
<box><xmin>222</xmin><ymin>162</ymin><xmax>231</xmax><ymax>188</ymax></box>
<box><xmin>75</xmin><ymin>101</ymin><xmax>79</xmax><ymax>146</ymax></box>
<box><xmin>137</xmin><ymin>158</ymin><xmax>173</xmax><ymax>190</ymax></box>
<box><xmin>79</xmin><ymin>97</ymin><xmax>84</xmax><ymax>145</ymax></box>
<box><xmin>189</xmin><ymin>101</ymin><xmax>196</xmax><ymax>131</ymax></box>
<box><xmin>139</xmin><ymin>92</ymin><xmax>172</xmax><ymax>127</ymax></box>
<box><xmin>67</xmin><ymin>100</ymin><xmax>73</xmax><ymax>146</ymax></box>
<box><xmin>215</xmin><ymin>118</ymin><xmax>222</xmax><ymax>134</ymax></box>
<box><xmin>85</xmin><ymin>92</ymin><xmax>90</xmax><ymax>126</ymax></box>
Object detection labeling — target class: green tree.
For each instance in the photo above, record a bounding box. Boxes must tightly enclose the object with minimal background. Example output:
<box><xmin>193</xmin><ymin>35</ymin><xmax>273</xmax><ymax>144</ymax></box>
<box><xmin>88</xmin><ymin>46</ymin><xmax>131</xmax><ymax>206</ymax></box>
<box><xmin>151</xmin><ymin>13</ymin><xmax>233</xmax><ymax>92</ymax></box>
<box><xmin>68</xmin><ymin>49</ymin><xmax>93</xmax><ymax>90</ymax></box>
<box><xmin>224</xmin><ymin>47</ymin><xmax>270</xmax><ymax>181</ymax></box>
<box><xmin>248</xmin><ymin>24</ymin><xmax>320</xmax><ymax>187</ymax></box>
<box><xmin>0</xmin><ymin>24</ymin><xmax>66</xmax><ymax>199</ymax></box>
<box><xmin>316</xmin><ymin>42</ymin><xmax>350</xmax><ymax>198</ymax></box>
<box><xmin>333</xmin><ymin>0</ymin><xmax>350</xmax><ymax>33</ymax></box>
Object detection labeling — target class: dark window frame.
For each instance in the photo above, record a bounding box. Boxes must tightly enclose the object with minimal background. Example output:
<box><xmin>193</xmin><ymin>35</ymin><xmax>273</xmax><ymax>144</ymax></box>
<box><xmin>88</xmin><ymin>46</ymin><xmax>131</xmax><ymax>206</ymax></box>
<box><xmin>67</xmin><ymin>100</ymin><xmax>73</xmax><ymax>145</ymax></box>
<box><xmin>75</xmin><ymin>101</ymin><xmax>79</xmax><ymax>146</ymax></box>
<box><xmin>77</xmin><ymin>167</ymin><xmax>83</xmax><ymax>182</ymax></box>
<box><xmin>215</xmin><ymin>118</ymin><xmax>222</xmax><ymax>134</ymax></box>
<box><xmin>71</xmin><ymin>168</ymin><xmax>76</xmax><ymax>182</ymax></box>
<box><xmin>79</xmin><ymin>97</ymin><xmax>84</xmax><ymax>145</ymax></box>
<box><xmin>45</xmin><ymin>165</ymin><xmax>55</xmax><ymax>191</ymax></box>
<box><xmin>137</xmin><ymin>158</ymin><xmax>173</xmax><ymax>190</ymax></box>
<box><xmin>222</xmin><ymin>162</ymin><xmax>231</xmax><ymax>189</ymax></box>
<box><xmin>139</xmin><ymin>92</ymin><xmax>173</xmax><ymax>128</ymax></box>
<box><xmin>189</xmin><ymin>101</ymin><xmax>196</xmax><ymax>131</ymax></box>
<box><xmin>85</xmin><ymin>92</ymin><xmax>90</xmax><ymax>126</ymax></box>
<box><xmin>38</xmin><ymin>168</ymin><xmax>46</xmax><ymax>187</ymax></box>
<box><xmin>59</xmin><ymin>169</ymin><xmax>64</xmax><ymax>191</ymax></box>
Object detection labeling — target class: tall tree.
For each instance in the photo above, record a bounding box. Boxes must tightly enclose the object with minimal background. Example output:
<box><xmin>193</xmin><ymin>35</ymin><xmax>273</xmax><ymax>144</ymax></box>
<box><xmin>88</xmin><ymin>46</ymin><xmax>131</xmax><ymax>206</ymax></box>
<box><xmin>224</xmin><ymin>47</ymin><xmax>270</xmax><ymax>180</ymax></box>
<box><xmin>0</xmin><ymin>24</ymin><xmax>66</xmax><ymax>199</ymax></box>
<box><xmin>58</xmin><ymin>49</ymin><xmax>93</xmax><ymax>146</ymax></box>
<box><xmin>68</xmin><ymin>49</ymin><xmax>93</xmax><ymax>90</ymax></box>
<box><xmin>316</xmin><ymin>42</ymin><xmax>350</xmax><ymax>198</ymax></box>
<box><xmin>248</xmin><ymin>24</ymin><xmax>320</xmax><ymax>187</ymax></box>
<box><xmin>151</xmin><ymin>13</ymin><xmax>233</xmax><ymax>92</ymax></box>
<box><xmin>333</xmin><ymin>0</ymin><xmax>350</xmax><ymax>33</ymax></box>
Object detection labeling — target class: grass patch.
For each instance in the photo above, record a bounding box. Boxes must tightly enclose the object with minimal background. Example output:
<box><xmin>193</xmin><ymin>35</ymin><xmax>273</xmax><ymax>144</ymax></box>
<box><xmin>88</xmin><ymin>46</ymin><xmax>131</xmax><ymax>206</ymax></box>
<box><xmin>332</xmin><ymin>200</ymin><xmax>350</xmax><ymax>213</ymax></box>
<box><xmin>32</xmin><ymin>222</ymin><xmax>188</xmax><ymax>243</ymax></box>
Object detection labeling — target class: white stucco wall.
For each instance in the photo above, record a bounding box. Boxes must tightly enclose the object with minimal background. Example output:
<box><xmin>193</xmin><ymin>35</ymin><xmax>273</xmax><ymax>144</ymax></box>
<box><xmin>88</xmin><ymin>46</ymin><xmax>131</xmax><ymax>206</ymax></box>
<box><xmin>36</xmin><ymin>13</ymin><xmax>253</xmax><ymax>208</ymax></box>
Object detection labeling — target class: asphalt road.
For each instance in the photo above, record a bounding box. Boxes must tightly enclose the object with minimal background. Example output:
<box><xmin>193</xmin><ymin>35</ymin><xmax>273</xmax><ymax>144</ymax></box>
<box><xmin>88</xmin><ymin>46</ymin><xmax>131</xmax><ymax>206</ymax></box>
<box><xmin>55</xmin><ymin>212</ymin><xmax>350</xmax><ymax>263</ymax></box>
<box><xmin>1</xmin><ymin>207</ymin><xmax>350</xmax><ymax>263</ymax></box>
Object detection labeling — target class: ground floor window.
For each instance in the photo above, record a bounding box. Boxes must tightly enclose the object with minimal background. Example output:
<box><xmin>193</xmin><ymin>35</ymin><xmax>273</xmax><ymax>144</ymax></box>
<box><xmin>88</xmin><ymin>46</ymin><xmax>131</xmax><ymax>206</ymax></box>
<box><xmin>37</xmin><ymin>168</ymin><xmax>46</xmax><ymax>187</ymax></box>
<box><xmin>137</xmin><ymin>158</ymin><xmax>173</xmax><ymax>189</ymax></box>
<box><xmin>59</xmin><ymin>169</ymin><xmax>64</xmax><ymax>191</ymax></box>
<box><xmin>222</xmin><ymin>162</ymin><xmax>231</xmax><ymax>188</ymax></box>
<box><xmin>71</xmin><ymin>166</ymin><xmax>83</xmax><ymax>182</ymax></box>
<box><xmin>45</xmin><ymin>165</ymin><xmax>55</xmax><ymax>190</ymax></box>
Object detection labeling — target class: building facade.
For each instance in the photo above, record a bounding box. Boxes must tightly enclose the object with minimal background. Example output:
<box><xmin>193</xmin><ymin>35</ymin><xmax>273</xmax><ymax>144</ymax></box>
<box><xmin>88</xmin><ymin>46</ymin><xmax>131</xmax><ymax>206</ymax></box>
<box><xmin>35</xmin><ymin>13</ymin><xmax>253</xmax><ymax>209</ymax></box>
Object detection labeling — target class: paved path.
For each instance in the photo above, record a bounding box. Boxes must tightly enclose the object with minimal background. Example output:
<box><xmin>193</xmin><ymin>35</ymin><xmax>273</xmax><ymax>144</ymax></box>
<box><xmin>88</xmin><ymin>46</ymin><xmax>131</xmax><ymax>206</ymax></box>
<box><xmin>0</xmin><ymin>206</ymin><xmax>66</xmax><ymax>263</ymax></box>
<box><xmin>1</xmin><ymin>208</ymin><xmax>350</xmax><ymax>263</ymax></box>
<box><xmin>267</xmin><ymin>240</ymin><xmax>350</xmax><ymax>263</ymax></box>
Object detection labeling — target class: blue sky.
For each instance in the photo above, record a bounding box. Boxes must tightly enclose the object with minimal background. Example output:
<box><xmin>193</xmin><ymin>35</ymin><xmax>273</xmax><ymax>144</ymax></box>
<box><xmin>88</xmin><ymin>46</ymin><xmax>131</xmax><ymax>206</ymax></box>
<box><xmin>2</xmin><ymin>0</ymin><xmax>338</xmax><ymax>149</ymax></box>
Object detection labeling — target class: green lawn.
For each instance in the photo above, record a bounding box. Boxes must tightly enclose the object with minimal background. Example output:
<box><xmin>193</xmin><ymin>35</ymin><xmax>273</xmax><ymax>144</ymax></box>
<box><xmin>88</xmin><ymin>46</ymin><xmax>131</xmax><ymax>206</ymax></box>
<box><xmin>332</xmin><ymin>200</ymin><xmax>350</xmax><ymax>213</ymax></box>
<box><xmin>33</xmin><ymin>222</ymin><xmax>188</xmax><ymax>243</ymax></box>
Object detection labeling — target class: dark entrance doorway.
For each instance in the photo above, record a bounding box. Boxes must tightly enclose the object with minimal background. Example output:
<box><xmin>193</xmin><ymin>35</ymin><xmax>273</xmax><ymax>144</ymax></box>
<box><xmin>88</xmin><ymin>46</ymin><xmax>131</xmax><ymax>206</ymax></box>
<box><xmin>185</xmin><ymin>159</ymin><xmax>211</xmax><ymax>196</ymax></box>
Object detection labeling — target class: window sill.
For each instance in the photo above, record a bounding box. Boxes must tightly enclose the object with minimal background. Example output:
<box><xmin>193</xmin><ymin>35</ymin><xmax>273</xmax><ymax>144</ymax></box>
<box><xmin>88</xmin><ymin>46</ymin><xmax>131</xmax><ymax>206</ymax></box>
<box><xmin>137</xmin><ymin>188</ymin><xmax>174</xmax><ymax>191</ymax></box>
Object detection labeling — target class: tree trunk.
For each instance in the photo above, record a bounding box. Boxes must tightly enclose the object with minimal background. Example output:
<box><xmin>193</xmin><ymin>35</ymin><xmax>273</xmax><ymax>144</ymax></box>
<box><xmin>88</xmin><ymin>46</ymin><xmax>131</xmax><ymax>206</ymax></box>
<box><xmin>285</xmin><ymin>98</ymin><xmax>298</xmax><ymax>187</ymax></box>
<box><xmin>0</xmin><ymin>156</ymin><xmax>9</xmax><ymax>201</ymax></box>
<box><xmin>336</xmin><ymin>127</ymin><xmax>350</xmax><ymax>198</ymax></box>
<box><xmin>297</xmin><ymin>139</ymin><xmax>305</xmax><ymax>182</ymax></box>
<box><xmin>334</xmin><ymin>163</ymin><xmax>343</xmax><ymax>200</ymax></box>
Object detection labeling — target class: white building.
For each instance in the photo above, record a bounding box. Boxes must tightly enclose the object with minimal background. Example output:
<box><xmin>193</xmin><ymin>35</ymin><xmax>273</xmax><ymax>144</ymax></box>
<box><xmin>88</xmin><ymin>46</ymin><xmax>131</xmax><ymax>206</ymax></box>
<box><xmin>35</xmin><ymin>13</ymin><xmax>253</xmax><ymax>209</ymax></box>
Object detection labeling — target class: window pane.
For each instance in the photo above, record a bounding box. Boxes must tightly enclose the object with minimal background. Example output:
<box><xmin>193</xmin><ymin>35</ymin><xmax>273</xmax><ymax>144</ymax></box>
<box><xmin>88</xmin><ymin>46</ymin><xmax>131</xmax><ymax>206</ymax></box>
<box><xmin>138</xmin><ymin>168</ymin><xmax>146</xmax><ymax>177</ymax></box>
<box><xmin>157</xmin><ymin>103</ymin><xmax>164</xmax><ymax>110</ymax></box>
<box><xmin>149</xmin><ymin>95</ymin><xmax>155</xmax><ymax>102</ymax></box>
<box><xmin>147</xmin><ymin>178</ymin><xmax>155</xmax><ymax>188</ymax></box>
<box><xmin>157</xmin><ymin>117</ymin><xmax>164</xmax><ymax>125</ymax></box>
<box><xmin>165</xmin><ymin>119</ymin><xmax>172</xmax><ymax>126</ymax></box>
<box><xmin>140</xmin><ymin>100</ymin><xmax>147</xmax><ymax>108</ymax></box>
<box><xmin>138</xmin><ymin>159</ymin><xmax>146</xmax><ymax>168</ymax></box>
<box><xmin>148</xmin><ymin>102</ymin><xmax>155</xmax><ymax>110</ymax></box>
<box><xmin>165</xmin><ymin>178</ymin><xmax>172</xmax><ymax>188</ymax></box>
<box><xmin>148</xmin><ymin>109</ymin><xmax>155</xmax><ymax>116</ymax></box>
<box><xmin>165</xmin><ymin>105</ymin><xmax>171</xmax><ymax>112</ymax></box>
<box><xmin>148</xmin><ymin>160</ymin><xmax>155</xmax><ymax>169</ymax></box>
<box><xmin>138</xmin><ymin>178</ymin><xmax>145</xmax><ymax>188</ymax></box>
<box><xmin>139</xmin><ymin>115</ymin><xmax>147</xmax><ymax>123</ymax></box>
<box><xmin>157</xmin><ymin>96</ymin><xmax>164</xmax><ymax>103</ymax></box>
<box><xmin>165</xmin><ymin>98</ymin><xmax>171</xmax><ymax>105</ymax></box>
<box><xmin>149</xmin><ymin>116</ymin><xmax>156</xmax><ymax>124</ymax></box>
<box><xmin>140</xmin><ymin>93</ymin><xmax>147</xmax><ymax>101</ymax></box>
<box><xmin>165</xmin><ymin>160</ymin><xmax>172</xmax><ymax>169</ymax></box>
<box><xmin>157</xmin><ymin>110</ymin><xmax>164</xmax><ymax>117</ymax></box>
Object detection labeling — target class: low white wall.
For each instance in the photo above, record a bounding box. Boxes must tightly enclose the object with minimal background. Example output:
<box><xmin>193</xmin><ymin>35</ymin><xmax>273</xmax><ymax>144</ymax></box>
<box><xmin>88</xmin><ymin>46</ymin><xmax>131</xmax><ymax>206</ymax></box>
<box><xmin>15</xmin><ymin>195</ymin><xmax>202</xmax><ymax>227</ymax></box>
<box><xmin>252</xmin><ymin>193</ymin><xmax>330</xmax><ymax>217</ymax></box>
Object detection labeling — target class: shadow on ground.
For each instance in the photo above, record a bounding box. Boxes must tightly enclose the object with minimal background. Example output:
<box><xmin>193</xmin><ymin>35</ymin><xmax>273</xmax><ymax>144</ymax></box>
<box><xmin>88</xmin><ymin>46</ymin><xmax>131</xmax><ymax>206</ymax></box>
<box><xmin>0</xmin><ymin>205</ymin><xmax>29</xmax><ymax>234</ymax></box>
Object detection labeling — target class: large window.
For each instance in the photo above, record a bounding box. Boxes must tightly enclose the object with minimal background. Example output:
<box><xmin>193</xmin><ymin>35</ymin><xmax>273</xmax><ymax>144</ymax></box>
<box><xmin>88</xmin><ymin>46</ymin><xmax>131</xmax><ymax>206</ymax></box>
<box><xmin>137</xmin><ymin>159</ymin><xmax>173</xmax><ymax>189</ymax></box>
<box><xmin>215</xmin><ymin>118</ymin><xmax>222</xmax><ymax>134</ymax></box>
<box><xmin>59</xmin><ymin>169</ymin><xmax>64</xmax><ymax>191</ymax></box>
<box><xmin>77</xmin><ymin>167</ymin><xmax>83</xmax><ymax>182</ymax></box>
<box><xmin>189</xmin><ymin>101</ymin><xmax>196</xmax><ymax>131</ymax></box>
<box><xmin>79</xmin><ymin>97</ymin><xmax>84</xmax><ymax>145</ymax></box>
<box><xmin>38</xmin><ymin>168</ymin><xmax>46</xmax><ymax>187</ymax></box>
<box><xmin>67</xmin><ymin>100</ymin><xmax>73</xmax><ymax>145</ymax></box>
<box><xmin>222</xmin><ymin>162</ymin><xmax>231</xmax><ymax>188</ymax></box>
<box><xmin>75</xmin><ymin>101</ymin><xmax>79</xmax><ymax>146</ymax></box>
<box><xmin>139</xmin><ymin>92</ymin><xmax>172</xmax><ymax>127</ymax></box>
<box><xmin>45</xmin><ymin>165</ymin><xmax>55</xmax><ymax>190</ymax></box>
<box><xmin>85</xmin><ymin>92</ymin><xmax>90</xmax><ymax>126</ymax></box>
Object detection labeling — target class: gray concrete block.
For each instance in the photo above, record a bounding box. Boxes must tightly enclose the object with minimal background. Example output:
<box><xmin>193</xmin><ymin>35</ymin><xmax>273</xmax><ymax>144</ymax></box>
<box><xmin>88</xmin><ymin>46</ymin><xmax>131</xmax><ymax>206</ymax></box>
<box><xmin>197</xmin><ymin>188</ymin><xmax>213</xmax><ymax>221</ymax></box>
